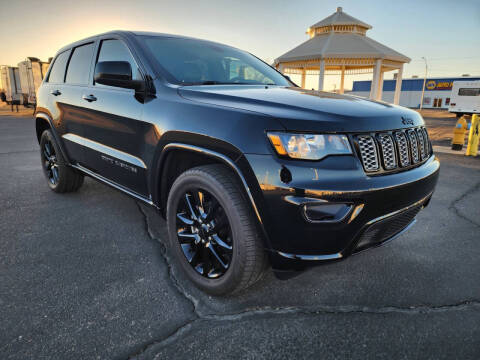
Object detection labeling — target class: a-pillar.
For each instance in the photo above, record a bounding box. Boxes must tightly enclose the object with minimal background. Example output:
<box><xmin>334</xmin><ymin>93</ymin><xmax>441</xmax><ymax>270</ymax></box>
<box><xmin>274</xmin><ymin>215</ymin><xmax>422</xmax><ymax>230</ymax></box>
<box><xmin>318</xmin><ymin>59</ymin><xmax>325</xmax><ymax>91</ymax></box>
<box><xmin>393</xmin><ymin>65</ymin><xmax>404</xmax><ymax>105</ymax></box>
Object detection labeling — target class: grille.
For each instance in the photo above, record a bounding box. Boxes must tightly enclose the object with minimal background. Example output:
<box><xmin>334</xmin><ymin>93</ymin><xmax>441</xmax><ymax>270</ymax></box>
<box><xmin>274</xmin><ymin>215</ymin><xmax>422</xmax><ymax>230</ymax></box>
<box><xmin>354</xmin><ymin>203</ymin><xmax>423</xmax><ymax>251</ymax></box>
<box><xmin>357</xmin><ymin>135</ymin><xmax>379</xmax><ymax>171</ymax></box>
<box><xmin>416</xmin><ymin>128</ymin><xmax>427</xmax><ymax>160</ymax></box>
<box><xmin>378</xmin><ymin>134</ymin><xmax>397</xmax><ymax>169</ymax></box>
<box><xmin>355</xmin><ymin>127</ymin><xmax>431</xmax><ymax>174</ymax></box>
<box><xmin>395</xmin><ymin>132</ymin><xmax>410</xmax><ymax>167</ymax></box>
<box><xmin>407</xmin><ymin>129</ymin><xmax>420</xmax><ymax>163</ymax></box>
<box><xmin>422</xmin><ymin>128</ymin><xmax>430</xmax><ymax>158</ymax></box>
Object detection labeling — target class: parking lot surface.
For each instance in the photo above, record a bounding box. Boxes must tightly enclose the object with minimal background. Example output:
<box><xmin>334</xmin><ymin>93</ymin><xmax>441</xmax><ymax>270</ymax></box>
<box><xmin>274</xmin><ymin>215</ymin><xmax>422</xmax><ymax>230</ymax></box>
<box><xmin>1</xmin><ymin>115</ymin><xmax>479</xmax><ymax>359</ymax></box>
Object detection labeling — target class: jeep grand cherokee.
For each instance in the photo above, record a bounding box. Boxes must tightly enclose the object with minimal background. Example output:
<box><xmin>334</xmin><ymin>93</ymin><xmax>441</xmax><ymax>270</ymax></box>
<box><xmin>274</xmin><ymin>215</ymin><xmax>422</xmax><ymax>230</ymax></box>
<box><xmin>35</xmin><ymin>31</ymin><xmax>439</xmax><ymax>294</ymax></box>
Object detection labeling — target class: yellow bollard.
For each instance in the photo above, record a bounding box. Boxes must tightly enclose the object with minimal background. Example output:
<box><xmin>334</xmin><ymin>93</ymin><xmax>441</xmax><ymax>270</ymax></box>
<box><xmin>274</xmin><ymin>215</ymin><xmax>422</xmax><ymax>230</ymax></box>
<box><xmin>451</xmin><ymin>115</ymin><xmax>468</xmax><ymax>150</ymax></box>
<box><xmin>466</xmin><ymin>114</ymin><xmax>479</xmax><ymax>157</ymax></box>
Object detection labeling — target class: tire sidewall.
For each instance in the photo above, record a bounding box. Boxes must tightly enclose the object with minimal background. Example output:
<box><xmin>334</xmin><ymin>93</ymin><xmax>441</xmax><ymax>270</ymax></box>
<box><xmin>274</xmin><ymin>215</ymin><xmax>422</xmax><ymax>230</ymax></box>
<box><xmin>167</xmin><ymin>170</ymin><xmax>248</xmax><ymax>295</ymax></box>
<box><xmin>40</xmin><ymin>130</ymin><xmax>65</xmax><ymax>191</ymax></box>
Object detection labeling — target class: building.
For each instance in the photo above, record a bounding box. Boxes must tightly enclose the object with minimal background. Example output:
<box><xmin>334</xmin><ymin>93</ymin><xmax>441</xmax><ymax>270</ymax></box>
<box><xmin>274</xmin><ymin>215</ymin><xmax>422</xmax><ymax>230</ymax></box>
<box><xmin>274</xmin><ymin>7</ymin><xmax>409</xmax><ymax>104</ymax></box>
<box><xmin>350</xmin><ymin>76</ymin><xmax>480</xmax><ymax>109</ymax></box>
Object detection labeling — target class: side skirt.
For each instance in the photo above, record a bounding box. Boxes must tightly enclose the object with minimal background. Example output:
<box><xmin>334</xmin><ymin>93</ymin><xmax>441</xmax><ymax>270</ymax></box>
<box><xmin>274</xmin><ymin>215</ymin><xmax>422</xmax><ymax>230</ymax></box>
<box><xmin>71</xmin><ymin>164</ymin><xmax>156</xmax><ymax>208</ymax></box>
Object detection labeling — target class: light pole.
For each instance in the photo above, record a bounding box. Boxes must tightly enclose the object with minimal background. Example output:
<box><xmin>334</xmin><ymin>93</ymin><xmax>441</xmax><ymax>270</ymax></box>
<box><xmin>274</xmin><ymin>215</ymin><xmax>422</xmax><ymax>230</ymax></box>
<box><xmin>420</xmin><ymin>57</ymin><xmax>428</xmax><ymax>110</ymax></box>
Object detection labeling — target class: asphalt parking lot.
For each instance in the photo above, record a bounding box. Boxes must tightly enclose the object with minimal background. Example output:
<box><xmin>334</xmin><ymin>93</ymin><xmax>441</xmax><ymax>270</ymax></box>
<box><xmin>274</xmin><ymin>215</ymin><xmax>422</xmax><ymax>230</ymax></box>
<box><xmin>1</xmin><ymin>114</ymin><xmax>479</xmax><ymax>359</ymax></box>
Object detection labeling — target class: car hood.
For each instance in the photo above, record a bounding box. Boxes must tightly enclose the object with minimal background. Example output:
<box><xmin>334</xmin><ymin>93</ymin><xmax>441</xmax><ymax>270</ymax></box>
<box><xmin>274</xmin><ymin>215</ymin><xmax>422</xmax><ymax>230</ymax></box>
<box><xmin>178</xmin><ymin>85</ymin><xmax>424</xmax><ymax>132</ymax></box>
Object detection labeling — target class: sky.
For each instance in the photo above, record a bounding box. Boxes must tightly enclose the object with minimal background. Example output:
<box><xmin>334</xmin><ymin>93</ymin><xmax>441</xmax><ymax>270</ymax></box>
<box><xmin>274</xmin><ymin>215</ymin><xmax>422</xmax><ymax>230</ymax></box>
<box><xmin>1</xmin><ymin>0</ymin><xmax>479</xmax><ymax>90</ymax></box>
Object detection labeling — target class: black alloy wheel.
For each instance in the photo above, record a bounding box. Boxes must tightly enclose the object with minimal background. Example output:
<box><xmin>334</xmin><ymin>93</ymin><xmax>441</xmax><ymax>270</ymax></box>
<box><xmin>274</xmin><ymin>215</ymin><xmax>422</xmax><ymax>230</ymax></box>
<box><xmin>42</xmin><ymin>140</ymin><xmax>59</xmax><ymax>185</ymax></box>
<box><xmin>167</xmin><ymin>164</ymin><xmax>267</xmax><ymax>295</ymax></box>
<box><xmin>175</xmin><ymin>188</ymin><xmax>233</xmax><ymax>279</ymax></box>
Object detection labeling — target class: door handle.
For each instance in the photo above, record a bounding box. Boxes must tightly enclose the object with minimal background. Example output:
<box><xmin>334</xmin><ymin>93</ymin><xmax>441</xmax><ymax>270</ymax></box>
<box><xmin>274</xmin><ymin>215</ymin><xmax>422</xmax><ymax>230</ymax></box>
<box><xmin>82</xmin><ymin>94</ymin><xmax>97</xmax><ymax>102</ymax></box>
<box><xmin>50</xmin><ymin>89</ymin><xmax>61</xmax><ymax>96</ymax></box>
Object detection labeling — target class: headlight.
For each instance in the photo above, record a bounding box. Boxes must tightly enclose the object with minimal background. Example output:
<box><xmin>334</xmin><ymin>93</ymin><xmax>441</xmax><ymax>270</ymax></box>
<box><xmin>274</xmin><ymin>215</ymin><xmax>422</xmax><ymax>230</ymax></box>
<box><xmin>267</xmin><ymin>132</ymin><xmax>352</xmax><ymax>160</ymax></box>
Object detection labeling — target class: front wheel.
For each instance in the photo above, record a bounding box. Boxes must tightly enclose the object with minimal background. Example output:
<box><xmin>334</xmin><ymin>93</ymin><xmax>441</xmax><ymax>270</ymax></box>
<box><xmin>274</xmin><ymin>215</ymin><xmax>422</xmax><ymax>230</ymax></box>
<box><xmin>166</xmin><ymin>164</ymin><xmax>266</xmax><ymax>295</ymax></box>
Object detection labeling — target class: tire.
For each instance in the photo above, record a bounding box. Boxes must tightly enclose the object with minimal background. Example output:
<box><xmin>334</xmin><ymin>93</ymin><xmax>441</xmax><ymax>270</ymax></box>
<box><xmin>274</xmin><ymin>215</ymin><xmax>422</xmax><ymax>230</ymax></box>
<box><xmin>40</xmin><ymin>130</ymin><xmax>84</xmax><ymax>193</ymax></box>
<box><xmin>166</xmin><ymin>164</ymin><xmax>266</xmax><ymax>295</ymax></box>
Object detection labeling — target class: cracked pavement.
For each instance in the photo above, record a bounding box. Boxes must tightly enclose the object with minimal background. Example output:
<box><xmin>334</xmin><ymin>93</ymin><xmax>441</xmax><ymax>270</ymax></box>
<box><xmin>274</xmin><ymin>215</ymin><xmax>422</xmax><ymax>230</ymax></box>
<box><xmin>1</xmin><ymin>116</ymin><xmax>479</xmax><ymax>359</ymax></box>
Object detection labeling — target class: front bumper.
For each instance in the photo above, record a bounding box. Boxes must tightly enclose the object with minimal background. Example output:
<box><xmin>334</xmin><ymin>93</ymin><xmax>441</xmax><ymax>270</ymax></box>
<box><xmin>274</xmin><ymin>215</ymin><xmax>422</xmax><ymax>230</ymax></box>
<box><xmin>242</xmin><ymin>153</ymin><xmax>440</xmax><ymax>270</ymax></box>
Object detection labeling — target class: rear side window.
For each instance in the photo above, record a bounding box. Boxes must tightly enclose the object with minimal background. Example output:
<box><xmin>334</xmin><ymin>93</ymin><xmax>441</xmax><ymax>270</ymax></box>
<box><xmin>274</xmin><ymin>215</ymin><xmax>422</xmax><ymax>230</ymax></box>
<box><xmin>48</xmin><ymin>51</ymin><xmax>69</xmax><ymax>83</ymax></box>
<box><xmin>65</xmin><ymin>43</ymin><xmax>95</xmax><ymax>85</ymax></box>
<box><xmin>96</xmin><ymin>39</ymin><xmax>141</xmax><ymax>82</ymax></box>
<box><xmin>458</xmin><ymin>88</ymin><xmax>480</xmax><ymax>96</ymax></box>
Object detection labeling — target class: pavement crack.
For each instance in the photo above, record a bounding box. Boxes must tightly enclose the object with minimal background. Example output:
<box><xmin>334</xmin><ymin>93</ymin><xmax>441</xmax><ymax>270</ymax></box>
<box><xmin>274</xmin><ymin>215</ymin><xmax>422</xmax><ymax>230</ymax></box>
<box><xmin>202</xmin><ymin>299</ymin><xmax>480</xmax><ymax>320</ymax></box>
<box><xmin>448</xmin><ymin>180</ymin><xmax>480</xmax><ymax>227</ymax></box>
<box><xmin>0</xmin><ymin>149</ymin><xmax>38</xmax><ymax>155</ymax></box>
<box><xmin>128</xmin><ymin>300</ymin><xmax>480</xmax><ymax>358</ymax></box>
<box><xmin>135</xmin><ymin>202</ymin><xmax>201</xmax><ymax>315</ymax></box>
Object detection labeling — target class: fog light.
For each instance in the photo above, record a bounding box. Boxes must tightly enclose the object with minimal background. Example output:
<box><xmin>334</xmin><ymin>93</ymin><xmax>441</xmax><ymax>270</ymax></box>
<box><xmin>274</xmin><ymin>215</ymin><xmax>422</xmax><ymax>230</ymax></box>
<box><xmin>303</xmin><ymin>203</ymin><xmax>352</xmax><ymax>223</ymax></box>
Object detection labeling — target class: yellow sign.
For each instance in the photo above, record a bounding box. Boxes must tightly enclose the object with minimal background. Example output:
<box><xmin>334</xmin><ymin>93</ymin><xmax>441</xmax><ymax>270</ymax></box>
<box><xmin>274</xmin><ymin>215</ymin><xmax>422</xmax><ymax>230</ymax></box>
<box><xmin>425</xmin><ymin>80</ymin><xmax>454</xmax><ymax>91</ymax></box>
<box><xmin>426</xmin><ymin>80</ymin><xmax>436</xmax><ymax>90</ymax></box>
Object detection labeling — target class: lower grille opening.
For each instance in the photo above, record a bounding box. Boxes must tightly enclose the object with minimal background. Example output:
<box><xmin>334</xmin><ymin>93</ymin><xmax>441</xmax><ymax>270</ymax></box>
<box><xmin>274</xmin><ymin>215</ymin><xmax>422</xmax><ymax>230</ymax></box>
<box><xmin>354</xmin><ymin>203</ymin><xmax>423</xmax><ymax>252</ymax></box>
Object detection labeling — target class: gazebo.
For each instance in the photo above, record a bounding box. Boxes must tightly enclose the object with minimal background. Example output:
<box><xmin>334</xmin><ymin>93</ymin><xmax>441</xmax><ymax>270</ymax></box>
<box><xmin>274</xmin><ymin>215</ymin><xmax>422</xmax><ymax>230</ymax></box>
<box><xmin>274</xmin><ymin>7</ymin><xmax>410</xmax><ymax>104</ymax></box>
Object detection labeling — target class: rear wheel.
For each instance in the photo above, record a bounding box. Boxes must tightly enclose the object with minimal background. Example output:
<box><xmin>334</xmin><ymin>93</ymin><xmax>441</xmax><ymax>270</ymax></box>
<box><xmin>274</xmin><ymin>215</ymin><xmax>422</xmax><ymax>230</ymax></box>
<box><xmin>167</xmin><ymin>164</ymin><xmax>266</xmax><ymax>295</ymax></box>
<box><xmin>40</xmin><ymin>130</ymin><xmax>84</xmax><ymax>193</ymax></box>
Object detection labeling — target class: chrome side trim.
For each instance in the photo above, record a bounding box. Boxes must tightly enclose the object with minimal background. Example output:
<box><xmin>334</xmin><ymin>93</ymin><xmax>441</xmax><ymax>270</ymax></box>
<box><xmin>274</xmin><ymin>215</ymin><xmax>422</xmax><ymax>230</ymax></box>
<box><xmin>283</xmin><ymin>196</ymin><xmax>329</xmax><ymax>206</ymax></box>
<box><xmin>365</xmin><ymin>192</ymin><xmax>432</xmax><ymax>226</ymax></box>
<box><xmin>71</xmin><ymin>164</ymin><xmax>154</xmax><ymax>206</ymax></box>
<box><xmin>63</xmin><ymin>133</ymin><xmax>147</xmax><ymax>169</ymax></box>
<box><xmin>161</xmin><ymin>143</ymin><xmax>265</xmax><ymax>229</ymax></box>
<box><xmin>277</xmin><ymin>251</ymin><xmax>343</xmax><ymax>261</ymax></box>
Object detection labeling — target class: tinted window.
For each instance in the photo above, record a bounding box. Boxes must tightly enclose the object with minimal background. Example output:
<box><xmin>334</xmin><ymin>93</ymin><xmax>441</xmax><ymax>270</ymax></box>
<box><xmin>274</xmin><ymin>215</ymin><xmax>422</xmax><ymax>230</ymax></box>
<box><xmin>48</xmin><ymin>51</ymin><xmax>69</xmax><ymax>83</ymax></box>
<box><xmin>96</xmin><ymin>39</ymin><xmax>141</xmax><ymax>82</ymax></box>
<box><xmin>140</xmin><ymin>36</ymin><xmax>289</xmax><ymax>86</ymax></box>
<box><xmin>65</xmin><ymin>43</ymin><xmax>95</xmax><ymax>84</ymax></box>
<box><xmin>458</xmin><ymin>88</ymin><xmax>480</xmax><ymax>96</ymax></box>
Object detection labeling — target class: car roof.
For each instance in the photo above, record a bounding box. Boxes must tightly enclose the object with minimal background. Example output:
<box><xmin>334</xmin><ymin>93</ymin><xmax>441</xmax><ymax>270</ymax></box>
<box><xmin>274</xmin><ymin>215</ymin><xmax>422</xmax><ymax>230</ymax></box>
<box><xmin>54</xmin><ymin>30</ymin><xmax>212</xmax><ymax>56</ymax></box>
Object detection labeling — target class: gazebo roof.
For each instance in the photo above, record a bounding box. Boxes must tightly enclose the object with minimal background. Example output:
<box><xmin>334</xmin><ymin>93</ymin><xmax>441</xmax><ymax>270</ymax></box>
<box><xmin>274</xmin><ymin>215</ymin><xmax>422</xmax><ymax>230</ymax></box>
<box><xmin>309</xmin><ymin>7</ymin><xmax>372</xmax><ymax>30</ymax></box>
<box><xmin>275</xmin><ymin>33</ymin><xmax>411</xmax><ymax>63</ymax></box>
<box><xmin>275</xmin><ymin>7</ymin><xmax>410</xmax><ymax>65</ymax></box>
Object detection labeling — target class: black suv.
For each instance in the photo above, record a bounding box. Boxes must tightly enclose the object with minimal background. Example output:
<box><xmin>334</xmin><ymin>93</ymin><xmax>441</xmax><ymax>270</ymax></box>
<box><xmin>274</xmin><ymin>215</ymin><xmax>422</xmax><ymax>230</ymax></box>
<box><xmin>35</xmin><ymin>31</ymin><xmax>439</xmax><ymax>294</ymax></box>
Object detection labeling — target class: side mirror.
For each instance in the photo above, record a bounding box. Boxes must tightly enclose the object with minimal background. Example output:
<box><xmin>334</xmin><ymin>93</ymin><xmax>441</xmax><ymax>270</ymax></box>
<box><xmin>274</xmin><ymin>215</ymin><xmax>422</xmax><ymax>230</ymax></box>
<box><xmin>94</xmin><ymin>61</ymin><xmax>144</xmax><ymax>91</ymax></box>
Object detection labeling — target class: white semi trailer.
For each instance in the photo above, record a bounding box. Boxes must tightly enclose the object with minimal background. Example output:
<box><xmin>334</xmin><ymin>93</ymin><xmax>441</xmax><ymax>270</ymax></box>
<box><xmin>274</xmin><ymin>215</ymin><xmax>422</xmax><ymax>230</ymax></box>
<box><xmin>449</xmin><ymin>80</ymin><xmax>480</xmax><ymax>116</ymax></box>
<box><xmin>18</xmin><ymin>57</ymin><xmax>50</xmax><ymax>106</ymax></box>
<box><xmin>0</xmin><ymin>66</ymin><xmax>23</xmax><ymax>104</ymax></box>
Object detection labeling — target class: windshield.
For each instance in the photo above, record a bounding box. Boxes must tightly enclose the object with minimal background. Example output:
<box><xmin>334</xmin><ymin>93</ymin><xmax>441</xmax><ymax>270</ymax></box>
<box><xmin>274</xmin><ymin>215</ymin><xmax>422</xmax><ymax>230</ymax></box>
<box><xmin>139</xmin><ymin>36</ymin><xmax>290</xmax><ymax>86</ymax></box>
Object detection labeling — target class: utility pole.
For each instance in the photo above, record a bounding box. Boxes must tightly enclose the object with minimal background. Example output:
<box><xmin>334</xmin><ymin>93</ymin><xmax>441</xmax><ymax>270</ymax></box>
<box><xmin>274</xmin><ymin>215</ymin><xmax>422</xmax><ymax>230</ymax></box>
<box><xmin>420</xmin><ymin>57</ymin><xmax>428</xmax><ymax>110</ymax></box>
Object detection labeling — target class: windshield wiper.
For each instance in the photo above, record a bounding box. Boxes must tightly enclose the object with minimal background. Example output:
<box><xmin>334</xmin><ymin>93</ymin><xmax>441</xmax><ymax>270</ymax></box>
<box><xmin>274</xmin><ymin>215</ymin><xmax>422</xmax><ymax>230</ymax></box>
<box><xmin>198</xmin><ymin>81</ymin><xmax>246</xmax><ymax>85</ymax></box>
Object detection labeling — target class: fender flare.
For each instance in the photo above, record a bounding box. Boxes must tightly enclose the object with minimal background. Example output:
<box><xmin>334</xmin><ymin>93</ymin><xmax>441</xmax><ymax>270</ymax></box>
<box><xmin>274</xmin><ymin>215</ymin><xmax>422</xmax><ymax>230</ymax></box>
<box><xmin>35</xmin><ymin>112</ymin><xmax>71</xmax><ymax>164</ymax></box>
<box><xmin>156</xmin><ymin>142</ymin><xmax>270</xmax><ymax>245</ymax></box>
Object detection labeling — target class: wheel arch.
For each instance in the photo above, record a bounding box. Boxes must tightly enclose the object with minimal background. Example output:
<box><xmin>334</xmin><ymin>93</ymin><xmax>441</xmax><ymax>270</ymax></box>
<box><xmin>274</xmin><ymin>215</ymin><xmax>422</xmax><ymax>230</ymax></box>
<box><xmin>35</xmin><ymin>111</ymin><xmax>71</xmax><ymax>165</ymax></box>
<box><xmin>152</xmin><ymin>141</ymin><xmax>271</xmax><ymax>248</ymax></box>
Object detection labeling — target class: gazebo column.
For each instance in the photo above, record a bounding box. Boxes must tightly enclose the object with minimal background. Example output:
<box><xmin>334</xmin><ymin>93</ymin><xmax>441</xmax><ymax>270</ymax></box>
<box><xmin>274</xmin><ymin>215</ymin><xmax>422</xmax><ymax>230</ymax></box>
<box><xmin>278</xmin><ymin>63</ymin><xmax>285</xmax><ymax>74</ymax></box>
<box><xmin>339</xmin><ymin>65</ymin><xmax>345</xmax><ymax>94</ymax></box>
<box><xmin>301</xmin><ymin>68</ymin><xmax>306</xmax><ymax>88</ymax></box>
<box><xmin>370</xmin><ymin>59</ymin><xmax>382</xmax><ymax>100</ymax></box>
<box><xmin>376</xmin><ymin>70</ymin><xmax>384</xmax><ymax>101</ymax></box>
<box><xmin>393</xmin><ymin>65</ymin><xmax>404</xmax><ymax>105</ymax></box>
<box><xmin>318</xmin><ymin>59</ymin><xmax>325</xmax><ymax>91</ymax></box>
